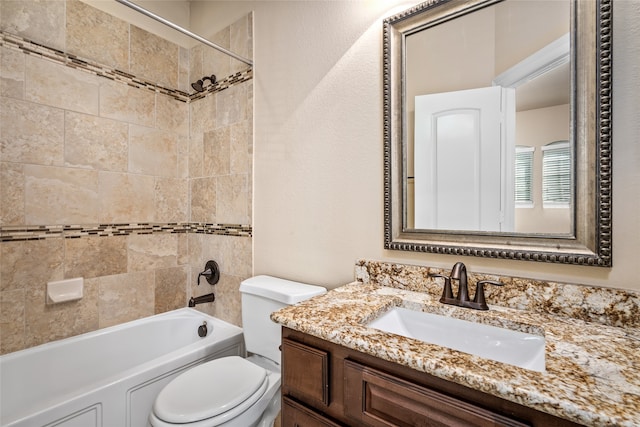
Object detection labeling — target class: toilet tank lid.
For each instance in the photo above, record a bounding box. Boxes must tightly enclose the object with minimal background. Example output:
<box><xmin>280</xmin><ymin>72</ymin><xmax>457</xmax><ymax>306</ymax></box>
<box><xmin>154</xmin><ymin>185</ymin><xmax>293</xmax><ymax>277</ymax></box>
<box><xmin>240</xmin><ymin>275</ymin><xmax>327</xmax><ymax>304</ymax></box>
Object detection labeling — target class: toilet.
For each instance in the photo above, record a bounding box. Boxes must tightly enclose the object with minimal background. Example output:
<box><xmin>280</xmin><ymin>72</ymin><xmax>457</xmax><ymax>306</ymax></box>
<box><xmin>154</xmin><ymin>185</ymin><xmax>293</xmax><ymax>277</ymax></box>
<box><xmin>148</xmin><ymin>275</ymin><xmax>326</xmax><ymax>427</ymax></box>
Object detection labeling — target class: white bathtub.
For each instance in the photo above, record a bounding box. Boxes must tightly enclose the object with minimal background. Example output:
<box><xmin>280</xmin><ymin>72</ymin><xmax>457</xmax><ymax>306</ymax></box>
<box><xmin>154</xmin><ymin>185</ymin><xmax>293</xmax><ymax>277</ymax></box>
<box><xmin>0</xmin><ymin>308</ymin><xmax>244</xmax><ymax>427</ymax></box>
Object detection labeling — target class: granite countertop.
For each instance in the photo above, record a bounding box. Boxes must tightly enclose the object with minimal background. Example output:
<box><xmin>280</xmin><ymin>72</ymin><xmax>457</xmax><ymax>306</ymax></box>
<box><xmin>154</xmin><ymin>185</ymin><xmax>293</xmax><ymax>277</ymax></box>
<box><xmin>271</xmin><ymin>282</ymin><xmax>640</xmax><ymax>427</ymax></box>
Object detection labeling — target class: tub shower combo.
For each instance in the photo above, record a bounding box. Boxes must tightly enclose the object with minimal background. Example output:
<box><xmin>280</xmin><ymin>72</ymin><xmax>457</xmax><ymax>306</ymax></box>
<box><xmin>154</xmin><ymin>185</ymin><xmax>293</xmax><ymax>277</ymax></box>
<box><xmin>0</xmin><ymin>309</ymin><xmax>244</xmax><ymax>427</ymax></box>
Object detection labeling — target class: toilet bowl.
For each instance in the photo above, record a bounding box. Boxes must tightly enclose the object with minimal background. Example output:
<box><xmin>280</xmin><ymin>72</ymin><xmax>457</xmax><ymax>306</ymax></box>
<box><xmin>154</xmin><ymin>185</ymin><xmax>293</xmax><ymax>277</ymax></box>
<box><xmin>148</xmin><ymin>276</ymin><xmax>326</xmax><ymax>427</ymax></box>
<box><xmin>148</xmin><ymin>356</ymin><xmax>280</xmax><ymax>427</ymax></box>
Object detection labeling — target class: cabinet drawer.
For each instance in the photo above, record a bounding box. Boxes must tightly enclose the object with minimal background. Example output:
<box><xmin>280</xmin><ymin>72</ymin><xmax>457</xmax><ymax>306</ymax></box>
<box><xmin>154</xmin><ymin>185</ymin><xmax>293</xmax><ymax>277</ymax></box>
<box><xmin>344</xmin><ymin>359</ymin><xmax>530</xmax><ymax>427</ymax></box>
<box><xmin>283</xmin><ymin>397</ymin><xmax>344</xmax><ymax>427</ymax></box>
<box><xmin>282</xmin><ymin>338</ymin><xmax>330</xmax><ymax>406</ymax></box>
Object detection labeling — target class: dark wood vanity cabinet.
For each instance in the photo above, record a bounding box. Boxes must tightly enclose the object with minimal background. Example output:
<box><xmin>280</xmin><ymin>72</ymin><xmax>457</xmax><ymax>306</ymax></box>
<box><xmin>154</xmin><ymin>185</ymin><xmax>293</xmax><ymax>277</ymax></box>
<box><xmin>281</xmin><ymin>328</ymin><xmax>582</xmax><ymax>427</ymax></box>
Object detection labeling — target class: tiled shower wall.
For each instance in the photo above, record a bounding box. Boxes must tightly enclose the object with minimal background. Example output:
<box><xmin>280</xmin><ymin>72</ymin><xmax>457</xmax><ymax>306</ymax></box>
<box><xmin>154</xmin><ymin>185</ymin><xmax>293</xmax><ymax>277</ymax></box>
<box><xmin>0</xmin><ymin>0</ymin><xmax>253</xmax><ymax>355</ymax></box>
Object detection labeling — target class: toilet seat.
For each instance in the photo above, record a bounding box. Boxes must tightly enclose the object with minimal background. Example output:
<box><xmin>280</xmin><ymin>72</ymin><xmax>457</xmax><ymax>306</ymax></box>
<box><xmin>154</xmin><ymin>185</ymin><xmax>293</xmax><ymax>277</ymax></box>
<box><xmin>153</xmin><ymin>356</ymin><xmax>269</xmax><ymax>425</ymax></box>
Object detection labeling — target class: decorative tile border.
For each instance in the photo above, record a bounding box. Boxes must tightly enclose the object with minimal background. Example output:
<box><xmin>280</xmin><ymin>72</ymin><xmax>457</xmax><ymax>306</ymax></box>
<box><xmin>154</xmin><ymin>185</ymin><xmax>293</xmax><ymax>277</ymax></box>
<box><xmin>189</xmin><ymin>69</ymin><xmax>253</xmax><ymax>100</ymax></box>
<box><xmin>0</xmin><ymin>31</ymin><xmax>252</xmax><ymax>103</ymax></box>
<box><xmin>0</xmin><ymin>223</ymin><xmax>252</xmax><ymax>242</ymax></box>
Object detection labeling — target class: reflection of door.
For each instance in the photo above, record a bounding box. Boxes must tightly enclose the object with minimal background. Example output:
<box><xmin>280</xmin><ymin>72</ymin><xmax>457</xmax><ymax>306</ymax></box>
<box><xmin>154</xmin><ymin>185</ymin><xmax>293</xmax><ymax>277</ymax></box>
<box><xmin>414</xmin><ymin>86</ymin><xmax>515</xmax><ymax>231</ymax></box>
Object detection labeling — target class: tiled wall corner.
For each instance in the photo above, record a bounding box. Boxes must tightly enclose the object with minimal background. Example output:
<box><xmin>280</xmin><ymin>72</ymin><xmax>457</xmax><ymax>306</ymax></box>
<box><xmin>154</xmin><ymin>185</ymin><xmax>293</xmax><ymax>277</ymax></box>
<box><xmin>187</xmin><ymin>233</ymin><xmax>252</xmax><ymax>327</ymax></box>
<box><xmin>185</xmin><ymin>12</ymin><xmax>254</xmax><ymax>327</ymax></box>
<box><xmin>0</xmin><ymin>0</ymin><xmax>254</xmax><ymax>355</ymax></box>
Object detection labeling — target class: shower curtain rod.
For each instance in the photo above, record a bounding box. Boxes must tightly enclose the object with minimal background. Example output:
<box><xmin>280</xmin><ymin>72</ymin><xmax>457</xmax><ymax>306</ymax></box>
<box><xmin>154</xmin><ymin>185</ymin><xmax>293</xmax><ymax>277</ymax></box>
<box><xmin>115</xmin><ymin>0</ymin><xmax>253</xmax><ymax>67</ymax></box>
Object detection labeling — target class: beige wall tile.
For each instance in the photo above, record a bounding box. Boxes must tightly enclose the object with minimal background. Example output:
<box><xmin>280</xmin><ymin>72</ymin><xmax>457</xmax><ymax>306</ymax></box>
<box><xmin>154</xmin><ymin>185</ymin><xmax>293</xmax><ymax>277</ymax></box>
<box><xmin>0</xmin><ymin>0</ymin><xmax>65</xmax><ymax>51</ymax></box>
<box><xmin>223</xmin><ymin>235</ymin><xmax>252</xmax><ymax>278</ymax></box>
<box><xmin>64</xmin><ymin>111</ymin><xmax>128</xmax><ymax>172</ymax></box>
<box><xmin>156</xmin><ymin>95</ymin><xmax>189</xmax><ymax>135</ymax></box>
<box><xmin>0</xmin><ymin>7</ymin><xmax>255</xmax><ymax>354</ymax></box>
<box><xmin>1</xmin><ymin>162</ymin><xmax>25</xmax><ymax>225</ymax></box>
<box><xmin>204</xmin><ymin>28</ymin><xmax>230</xmax><ymax>82</ymax></box>
<box><xmin>189</xmin><ymin>45</ymin><xmax>203</xmax><ymax>90</ymax></box>
<box><xmin>99</xmin><ymin>80</ymin><xmax>155</xmax><ymax>127</ymax></box>
<box><xmin>0</xmin><ymin>289</ymin><xmax>25</xmax><ymax>354</ymax></box>
<box><xmin>178</xmin><ymin>47</ymin><xmax>190</xmax><ymax>93</ymax></box>
<box><xmin>155</xmin><ymin>266</ymin><xmax>187</xmax><ymax>313</ymax></box>
<box><xmin>196</xmin><ymin>234</ymin><xmax>251</xmax><ymax>278</ymax></box>
<box><xmin>25</xmin><ymin>56</ymin><xmax>100</xmax><ymax>115</ymax></box>
<box><xmin>24</xmin><ymin>165</ymin><xmax>99</xmax><ymax>224</ymax></box>
<box><xmin>216</xmin><ymin>82</ymin><xmax>248</xmax><ymax>128</ymax></box>
<box><xmin>230</xmin><ymin>119</ymin><xmax>252</xmax><ymax>175</ymax></box>
<box><xmin>0</xmin><ymin>97</ymin><xmax>64</xmax><ymax>165</ymax></box>
<box><xmin>192</xmin><ymin>235</ymin><xmax>223</xmax><ymax>273</ymax></box>
<box><xmin>98</xmin><ymin>172</ymin><xmax>155</xmax><ymax>223</ymax></box>
<box><xmin>204</xmin><ymin>128</ymin><xmax>230</xmax><ymax>176</ymax></box>
<box><xmin>217</xmin><ymin>174</ymin><xmax>250</xmax><ymax>224</ymax></box>
<box><xmin>64</xmin><ymin>235</ymin><xmax>127</xmax><ymax>279</ymax></box>
<box><xmin>130</xmin><ymin>26</ymin><xmax>179</xmax><ymax>89</ymax></box>
<box><xmin>129</xmin><ymin>125</ymin><xmax>178</xmax><ymax>177</ymax></box>
<box><xmin>98</xmin><ymin>272</ymin><xmax>154</xmax><ymax>328</ymax></box>
<box><xmin>230</xmin><ymin>13</ymin><xmax>252</xmax><ymax>74</ymax></box>
<box><xmin>24</xmin><ymin>278</ymin><xmax>99</xmax><ymax>348</ymax></box>
<box><xmin>0</xmin><ymin>238</ymin><xmax>64</xmax><ymax>292</ymax></box>
<box><xmin>1</xmin><ymin>46</ymin><xmax>25</xmax><ymax>99</ymax></box>
<box><xmin>187</xmin><ymin>233</ymin><xmax>204</xmax><ymax>266</ymax></box>
<box><xmin>189</xmin><ymin>134</ymin><xmax>204</xmax><ymax>178</ymax></box>
<box><xmin>190</xmin><ymin>177</ymin><xmax>216</xmax><ymax>223</ymax></box>
<box><xmin>66</xmin><ymin>0</ymin><xmax>129</xmax><ymax>71</ymax></box>
<box><xmin>128</xmin><ymin>233</ymin><xmax>178</xmax><ymax>272</ymax></box>
<box><xmin>190</xmin><ymin>94</ymin><xmax>216</xmax><ymax>135</ymax></box>
<box><xmin>189</xmin><ymin>270</ymin><xmax>243</xmax><ymax>326</ymax></box>
<box><xmin>177</xmin><ymin>135</ymin><xmax>189</xmax><ymax>179</ymax></box>
<box><xmin>155</xmin><ymin>177</ymin><xmax>188</xmax><ymax>223</ymax></box>
<box><xmin>210</xmin><ymin>273</ymin><xmax>242</xmax><ymax>326</ymax></box>
<box><xmin>177</xmin><ymin>233</ymin><xmax>189</xmax><ymax>266</ymax></box>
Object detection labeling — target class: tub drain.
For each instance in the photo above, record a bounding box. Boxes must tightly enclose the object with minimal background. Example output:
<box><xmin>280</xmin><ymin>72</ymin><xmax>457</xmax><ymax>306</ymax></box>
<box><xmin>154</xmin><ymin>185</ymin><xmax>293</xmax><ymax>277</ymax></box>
<box><xmin>198</xmin><ymin>321</ymin><xmax>208</xmax><ymax>338</ymax></box>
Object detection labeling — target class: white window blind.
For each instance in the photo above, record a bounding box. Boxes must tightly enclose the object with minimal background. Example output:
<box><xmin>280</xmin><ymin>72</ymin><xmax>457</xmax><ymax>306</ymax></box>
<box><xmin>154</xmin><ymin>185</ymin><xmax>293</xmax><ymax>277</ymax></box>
<box><xmin>542</xmin><ymin>141</ymin><xmax>571</xmax><ymax>207</ymax></box>
<box><xmin>514</xmin><ymin>146</ymin><xmax>534</xmax><ymax>207</ymax></box>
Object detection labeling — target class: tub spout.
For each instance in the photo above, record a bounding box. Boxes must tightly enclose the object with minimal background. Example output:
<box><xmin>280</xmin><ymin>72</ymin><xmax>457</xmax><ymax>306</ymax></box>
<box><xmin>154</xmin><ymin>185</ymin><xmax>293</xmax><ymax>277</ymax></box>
<box><xmin>188</xmin><ymin>293</ymin><xmax>215</xmax><ymax>307</ymax></box>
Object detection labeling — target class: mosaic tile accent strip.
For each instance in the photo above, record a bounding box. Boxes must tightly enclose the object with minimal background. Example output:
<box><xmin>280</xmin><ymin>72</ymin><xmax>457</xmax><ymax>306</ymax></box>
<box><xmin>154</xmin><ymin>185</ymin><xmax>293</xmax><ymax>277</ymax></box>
<box><xmin>189</xmin><ymin>223</ymin><xmax>252</xmax><ymax>237</ymax></box>
<box><xmin>0</xmin><ymin>31</ymin><xmax>252</xmax><ymax>103</ymax></box>
<box><xmin>0</xmin><ymin>223</ymin><xmax>252</xmax><ymax>242</ymax></box>
<box><xmin>355</xmin><ymin>259</ymin><xmax>640</xmax><ymax>328</ymax></box>
<box><xmin>189</xmin><ymin>69</ymin><xmax>253</xmax><ymax>101</ymax></box>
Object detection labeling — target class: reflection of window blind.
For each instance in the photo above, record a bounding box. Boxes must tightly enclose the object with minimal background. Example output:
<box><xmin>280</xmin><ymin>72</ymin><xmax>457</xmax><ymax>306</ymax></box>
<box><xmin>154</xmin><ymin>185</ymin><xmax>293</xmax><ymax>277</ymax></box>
<box><xmin>515</xmin><ymin>146</ymin><xmax>534</xmax><ymax>206</ymax></box>
<box><xmin>542</xmin><ymin>141</ymin><xmax>571</xmax><ymax>206</ymax></box>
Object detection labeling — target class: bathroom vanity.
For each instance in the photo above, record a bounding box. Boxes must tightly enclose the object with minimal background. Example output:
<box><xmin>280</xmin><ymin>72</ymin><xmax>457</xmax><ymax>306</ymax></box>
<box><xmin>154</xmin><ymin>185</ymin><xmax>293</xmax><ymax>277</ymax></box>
<box><xmin>271</xmin><ymin>261</ymin><xmax>640</xmax><ymax>427</ymax></box>
<box><xmin>281</xmin><ymin>329</ymin><xmax>576</xmax><ymax>426</ymax></box>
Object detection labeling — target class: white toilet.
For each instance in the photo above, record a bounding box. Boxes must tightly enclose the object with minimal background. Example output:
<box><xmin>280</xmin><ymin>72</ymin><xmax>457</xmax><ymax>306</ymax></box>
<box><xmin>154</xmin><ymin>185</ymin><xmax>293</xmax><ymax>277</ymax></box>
<box><xmin>148</xmin><ymin>275</ymin><xmax>326</xmax><ymax>427</ymax></box>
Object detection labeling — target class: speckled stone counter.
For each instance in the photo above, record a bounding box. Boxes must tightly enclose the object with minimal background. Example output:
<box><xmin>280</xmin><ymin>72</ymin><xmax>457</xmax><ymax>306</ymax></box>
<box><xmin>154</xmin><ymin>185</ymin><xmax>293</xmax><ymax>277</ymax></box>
<box><xmin>271</xmin><ymin>261</ymin><xmax>640</xmax><ymax>427</ymax></box>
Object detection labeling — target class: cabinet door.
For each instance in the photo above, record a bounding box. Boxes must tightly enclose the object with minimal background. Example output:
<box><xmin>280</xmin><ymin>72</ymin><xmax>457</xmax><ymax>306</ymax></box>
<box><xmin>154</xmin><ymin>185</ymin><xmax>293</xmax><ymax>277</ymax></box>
<box><xmin>344</xmin><ymin>360</ymin><xmax>530</xmax><ymax>427</ymax></box>
<box><xmin>282</xmin><ymin>338</ymin><xmax>330</xmax><ymax>406</ymax></box>
<box><xmin>283</xmin><ymin>397</ymin><xmax>344</xmax><ymax>427</ymax></box>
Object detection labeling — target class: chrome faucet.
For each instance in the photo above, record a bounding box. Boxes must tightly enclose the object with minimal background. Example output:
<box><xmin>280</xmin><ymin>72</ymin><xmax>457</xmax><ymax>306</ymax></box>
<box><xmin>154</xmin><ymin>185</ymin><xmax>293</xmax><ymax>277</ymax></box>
<box><xmin>429</xmin><ymin>262</ymin><xmax>503</xmax><ymax>310</ymax></box>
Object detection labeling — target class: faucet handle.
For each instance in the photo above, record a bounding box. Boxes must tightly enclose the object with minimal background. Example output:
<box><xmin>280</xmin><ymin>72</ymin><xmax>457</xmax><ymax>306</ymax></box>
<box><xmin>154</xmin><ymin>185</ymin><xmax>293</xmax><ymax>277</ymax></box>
<box><xmin>429</xmin><ymin>273</ymin><xmax>454</xmax><ymax>303</ymax></box>
<box><xmin>472</xmin><ymin>280</ymin><xmax>503</xmax><ymax>310</ymax></box>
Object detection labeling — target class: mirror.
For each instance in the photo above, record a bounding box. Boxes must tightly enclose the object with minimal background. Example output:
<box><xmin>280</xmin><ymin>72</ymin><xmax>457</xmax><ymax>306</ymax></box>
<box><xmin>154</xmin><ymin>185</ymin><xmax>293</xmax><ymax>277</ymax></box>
<box><xmin>383</xmin><ymin>0</ymin><xmax>612</xmax><ymax>266</ymax></box>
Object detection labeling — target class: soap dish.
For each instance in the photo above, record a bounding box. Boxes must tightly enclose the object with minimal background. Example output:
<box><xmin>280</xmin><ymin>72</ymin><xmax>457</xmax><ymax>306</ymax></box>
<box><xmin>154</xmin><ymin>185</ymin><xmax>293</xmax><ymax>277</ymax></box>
<box><xmin>47</xmin><ymin>278</ymin><xmax>83</xmax><ymax>304</ymax></box>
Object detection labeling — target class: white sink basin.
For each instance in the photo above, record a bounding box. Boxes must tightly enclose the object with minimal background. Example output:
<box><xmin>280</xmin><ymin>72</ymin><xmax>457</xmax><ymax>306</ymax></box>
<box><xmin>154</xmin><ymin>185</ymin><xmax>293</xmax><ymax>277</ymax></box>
<box><xmin>368</xmin><ymin>307</ymin><xmax>545</xmax><ymax>372</ymax></box>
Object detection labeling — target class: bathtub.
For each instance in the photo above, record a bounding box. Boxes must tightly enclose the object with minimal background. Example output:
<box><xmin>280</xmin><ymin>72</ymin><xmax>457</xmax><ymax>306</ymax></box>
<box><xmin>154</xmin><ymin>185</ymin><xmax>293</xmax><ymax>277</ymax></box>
<box><xmin>0</xmin><ymin>308</ymin><xmax>244</xmax><ymax>427</ymax></box>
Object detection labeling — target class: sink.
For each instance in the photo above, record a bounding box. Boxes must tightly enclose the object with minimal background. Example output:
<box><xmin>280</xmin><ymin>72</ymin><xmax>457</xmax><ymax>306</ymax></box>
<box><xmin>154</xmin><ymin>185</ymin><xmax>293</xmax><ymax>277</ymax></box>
<box><xmin>367</xmin><ymin>307</ymin><xmax>545</xmax><ymax>372</ymax></box>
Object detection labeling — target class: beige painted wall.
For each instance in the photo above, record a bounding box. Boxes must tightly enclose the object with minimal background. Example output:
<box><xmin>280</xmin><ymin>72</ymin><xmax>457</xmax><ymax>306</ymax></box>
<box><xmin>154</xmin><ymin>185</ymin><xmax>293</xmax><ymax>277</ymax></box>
<box><xmin>515</xmin><ymin>104</ymin><xmax>571</xmax><ymax>234</ymax></box>
<box><xmin>190</xmin><ymin>0</ymin><xmax>640</xmax><ymax>291</ymax></box>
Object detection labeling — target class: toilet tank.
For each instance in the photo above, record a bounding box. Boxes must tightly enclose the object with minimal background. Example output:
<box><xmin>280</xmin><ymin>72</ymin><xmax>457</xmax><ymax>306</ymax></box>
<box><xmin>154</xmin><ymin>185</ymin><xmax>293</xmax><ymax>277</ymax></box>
<box><xmin>239</xmin><ymin>275</ymin><xmax>326</xmax><ymax>364</ymax></box>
